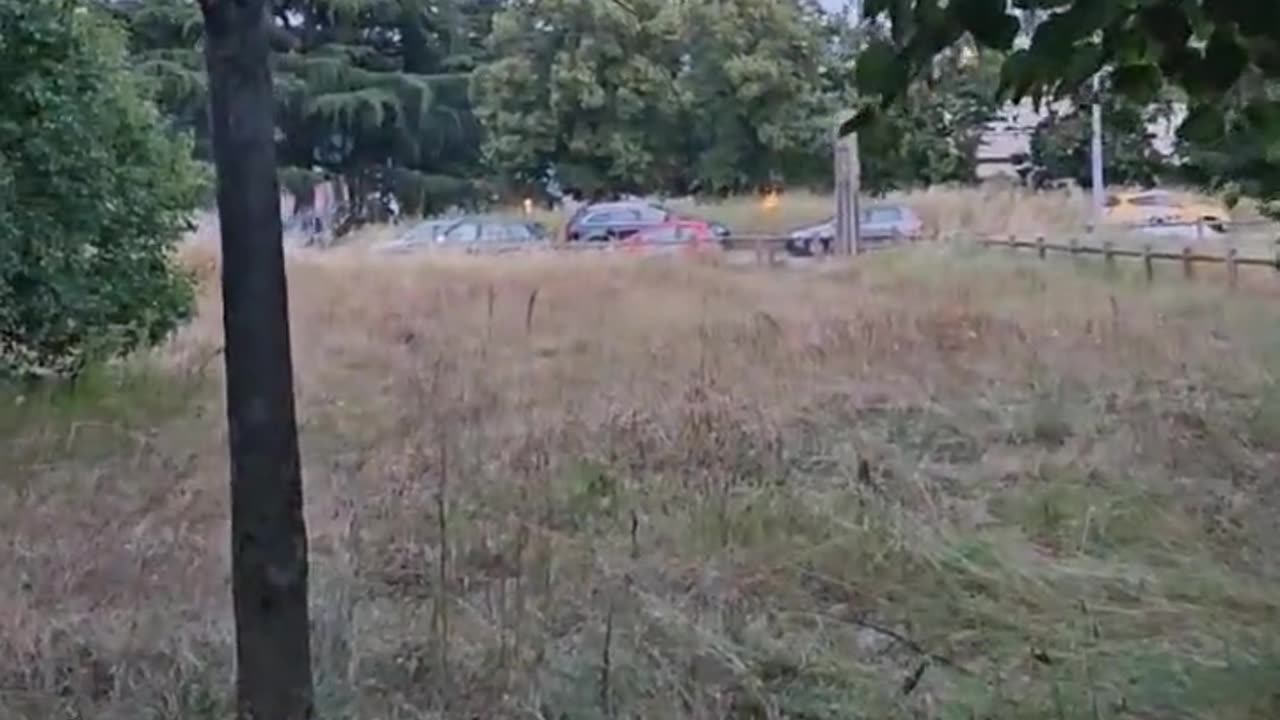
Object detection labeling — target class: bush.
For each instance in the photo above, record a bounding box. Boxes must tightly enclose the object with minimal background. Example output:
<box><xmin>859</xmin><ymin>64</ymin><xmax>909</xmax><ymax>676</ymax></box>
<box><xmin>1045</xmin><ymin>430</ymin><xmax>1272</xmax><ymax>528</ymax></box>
<box><xmin>0</xmin><ymin>0</ymin><xmax>204</xmax><ymax>377</ymax></box>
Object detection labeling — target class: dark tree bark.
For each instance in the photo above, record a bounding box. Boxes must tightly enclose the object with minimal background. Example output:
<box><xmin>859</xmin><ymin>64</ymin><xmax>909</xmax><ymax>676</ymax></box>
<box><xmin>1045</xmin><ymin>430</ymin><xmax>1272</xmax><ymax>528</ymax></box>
<box><xmin>197</xmin><ymin>1</ymin><xmax>314</xmax><ymax>718</ymax></box>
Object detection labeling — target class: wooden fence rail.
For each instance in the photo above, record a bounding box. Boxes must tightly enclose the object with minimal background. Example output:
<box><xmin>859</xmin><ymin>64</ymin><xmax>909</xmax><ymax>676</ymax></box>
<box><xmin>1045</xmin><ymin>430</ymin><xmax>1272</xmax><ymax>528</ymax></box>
<box><xmin>981</xmin><ymin>235</ymin><xmax>1280</xmax><ymax>289</ymax></box>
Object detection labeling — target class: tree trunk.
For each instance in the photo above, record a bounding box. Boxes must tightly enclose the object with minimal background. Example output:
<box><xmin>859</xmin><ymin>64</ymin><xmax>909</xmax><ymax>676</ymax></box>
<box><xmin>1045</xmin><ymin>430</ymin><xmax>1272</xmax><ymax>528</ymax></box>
<box><xmin>198</xmin><ymin>2</ymin><xmax>314</xmax><ymax>719</ymax></box>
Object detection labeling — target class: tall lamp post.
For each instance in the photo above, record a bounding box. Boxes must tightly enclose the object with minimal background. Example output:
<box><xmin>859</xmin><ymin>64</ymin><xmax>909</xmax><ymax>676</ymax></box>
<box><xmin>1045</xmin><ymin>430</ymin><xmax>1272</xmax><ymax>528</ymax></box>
<box><xmin>1090</xmin><ymin>72</ymin><xmax>1106</xmax><ymax>225</ymax></box>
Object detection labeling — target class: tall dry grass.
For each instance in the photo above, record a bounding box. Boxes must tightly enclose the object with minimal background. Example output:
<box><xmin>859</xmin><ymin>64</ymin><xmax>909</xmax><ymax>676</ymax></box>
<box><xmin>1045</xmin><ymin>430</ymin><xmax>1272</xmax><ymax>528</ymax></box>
<box><xmin>3</xmin><ymin>245</ymin><xmax>1280</xmax><ymax>718</ymax></box>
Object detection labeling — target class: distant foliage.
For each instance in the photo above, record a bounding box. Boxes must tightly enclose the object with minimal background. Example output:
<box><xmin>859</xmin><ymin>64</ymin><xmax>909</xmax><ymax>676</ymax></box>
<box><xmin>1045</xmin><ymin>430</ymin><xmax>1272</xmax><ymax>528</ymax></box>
<box><xmin>473</xmin><ymin>0</ymin><xmax>837</xmax><ymax>197</ymax></box>
<box><xmin>0</xmin><ymin>0</ymin><xmax>203</xmax><ymax>378</ymax></box>
<box><xmin>854</xmin><ymin>0</ymin><xmax>1280</xmax><ymax>208</ymax></box>
<box><xmin>473</xmin><ymin>0</ymin><xmax>997</xmax><ymax>198</ymax></box>
<box><xmin>1028</xmin><ymin>87</ymin><xmax>1171</xmax><ymax>190</ymax></box>
<box><xmin>110</xmin><ymin>0</ymin><xmax>493</xmax><ymax>218</ymax></box>
<box><xmin>854</xmin><ymin>45</ymin><xmax>1002</xmax><ymax>193</ymax></box>
<box><xmin>1176</xmin><ymin>76</ymin><xmax>1280</xmax><ymax>217</ymax></box>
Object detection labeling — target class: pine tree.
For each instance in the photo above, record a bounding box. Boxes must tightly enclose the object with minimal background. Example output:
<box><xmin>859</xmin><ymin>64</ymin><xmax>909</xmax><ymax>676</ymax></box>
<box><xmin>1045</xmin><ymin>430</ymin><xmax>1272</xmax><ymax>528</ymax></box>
<box><xmin>110</xmin><ymin>0</ymin><xmax>491</xmax><ymax>222</ymax></box>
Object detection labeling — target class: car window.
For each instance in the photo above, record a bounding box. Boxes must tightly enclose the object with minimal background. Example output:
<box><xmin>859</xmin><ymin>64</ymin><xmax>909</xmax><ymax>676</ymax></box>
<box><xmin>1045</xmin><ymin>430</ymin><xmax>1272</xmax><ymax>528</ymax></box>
<box><xmin>401</xmin><ymin>220</ymin><xmax>453</xmax><ymax>244</ymax></box>
<box><xmin>506</xmin><ymin>224</ymin><xmax>535</xmax><ymax>241</ymax></box>
<box><xmin>443</xmin><ymin>222</ymin><xmax>479</xmax><ymax>242</ymax></box>
<box><xmin>1129</xmin><ymin>193</ymin><xmax>1179</xmax><ymax>207</ymax></box>
<box><xmin>584</xmin><ymin>210</ymin><xmax>637</xmax><ymax>224</ymax></box>
<box><xmin>637</xmin><ymin>205</ymin><xmax>669</xmax><ymax>222</ymax></box>
<box><xmin>864</xmin><ymin>207</ymin><xmax>903</xmax><ymax>224</ymax></box>
<box><xmin>479</xmin><ymin>223</ymin><xmax>509</xmax><ymax>243</ymax></box>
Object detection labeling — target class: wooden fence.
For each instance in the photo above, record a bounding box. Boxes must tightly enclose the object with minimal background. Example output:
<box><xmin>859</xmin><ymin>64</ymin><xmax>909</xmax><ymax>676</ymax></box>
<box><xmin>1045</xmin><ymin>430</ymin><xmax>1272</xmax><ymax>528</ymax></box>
<box><xmin>981</xmin><ymin>235</ymin><xmax>1280</xmax><ymax>290</ymax></box>
<box><xmin>719</xmin><ymin>235</ymin><xmax>910</xmax><ymax>264</ymax></box>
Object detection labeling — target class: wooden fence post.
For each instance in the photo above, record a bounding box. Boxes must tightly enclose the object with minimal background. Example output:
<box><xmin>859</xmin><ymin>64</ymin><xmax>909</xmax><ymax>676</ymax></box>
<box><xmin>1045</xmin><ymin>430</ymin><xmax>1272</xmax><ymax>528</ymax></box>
<box><xmin>1036</xmin><ymin>235</ymin><xmax>1046</xmax><ymax>260</ymax></box>
<box><xmin>1103</xmin><ymin>240</ymin><xmax>1115</xmax><ymax>273</ymax></box>
<box><xmin>1182</xmin><ymin>245</ymin><xmax>1194</xmax><ymax>280</ymax></box>
<box><xmin>1227</xmin><ymin>247</ymin><xmax>1238</xmax><ymax>290</ymax></box>
<box><xmin>1142</xmin><ymin>244</ymin><xmax>1154</xmax><ymax>285</ymax></box>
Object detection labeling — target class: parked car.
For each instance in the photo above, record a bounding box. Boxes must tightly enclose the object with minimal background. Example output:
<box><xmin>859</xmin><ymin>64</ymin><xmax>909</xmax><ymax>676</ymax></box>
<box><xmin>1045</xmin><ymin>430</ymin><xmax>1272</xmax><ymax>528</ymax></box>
<box><xmin>565</xmin><ymin>200</ymin><xmax>730</xmax><ymax>242</ymax></box>
<box><xmin>784</xmin><ymin>203</ymin><xmax>924</xmax><ymax>256</ymax></box>
<box><xmin>374</xmin><ymin>217</ymin><xmax>548</xmax><ymax>254</ymax></box>
<box><xmin>1103</xmin><ymin>190</ymin><xmax>1230</xmax><ymax>233</ymax></box>
<box><xmin>622</xmin><ymin>219</ymin><xmax>720</xmax><ymax>254</ymax></box>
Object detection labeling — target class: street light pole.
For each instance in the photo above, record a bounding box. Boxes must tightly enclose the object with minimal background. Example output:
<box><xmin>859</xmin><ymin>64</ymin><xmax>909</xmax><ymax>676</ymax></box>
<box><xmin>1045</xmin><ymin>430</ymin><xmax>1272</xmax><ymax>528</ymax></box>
<box><xmin>1090</xmin><ymin>72</ymin><xmax>1105</xmax><ymax>225</ymax></box>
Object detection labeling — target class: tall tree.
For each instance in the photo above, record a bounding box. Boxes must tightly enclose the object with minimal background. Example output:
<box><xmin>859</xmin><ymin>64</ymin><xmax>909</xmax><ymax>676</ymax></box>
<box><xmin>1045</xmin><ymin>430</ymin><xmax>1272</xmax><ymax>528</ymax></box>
<box><xmin>0</xmin><ymin>0</ymin><xmax>203</xmax><ymax>378</ymax></box>
<box><xmin>114</xmin><ymin>0</ymin><xmax>490</xmax><ymax>219</ymax></box>
<box><xmin>473</xmin><ymin>0</ymin><xmax>690</xmax><ymax>198</ymax></box>
<box><xmin>196</xmin><ymin>1</ymin><xmax>313</xmax><ymax>719</ymax></box>
<box><xmin>680</xmin><ymin>0</ymin><xmax>834</xmax><ymax>193</ymax></box>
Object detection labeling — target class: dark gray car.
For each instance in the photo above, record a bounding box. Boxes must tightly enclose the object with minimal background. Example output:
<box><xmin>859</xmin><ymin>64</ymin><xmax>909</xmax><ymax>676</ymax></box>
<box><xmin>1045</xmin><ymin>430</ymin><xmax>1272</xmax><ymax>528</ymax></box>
<box><xmin>565</xmin><ymin>200</ymin><xmax>731</xmax><ymax>242</ymax></box>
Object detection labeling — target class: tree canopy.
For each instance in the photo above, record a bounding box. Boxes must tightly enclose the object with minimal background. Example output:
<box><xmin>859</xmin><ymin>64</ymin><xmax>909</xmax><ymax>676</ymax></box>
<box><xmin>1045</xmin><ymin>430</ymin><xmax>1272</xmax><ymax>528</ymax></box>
<box><xmin>853</xmin><ymin>0</ymin><xmax>1280</xmax><ymax>206</ymax></box>
<box><xmin>100</xmin><ymin>0</ymin><xmax>1016</xmax><ymax>206</ymax></box>
<box><xmin>1</xmin><ymin>0</ymin><xmax>204</xmax><ymax>377</ymax></box>
<box><xmin>110</xmin><ymin>0</ymin><xmax>495</xmax><ymax>217</ymax></box>
<box><xmin>95</xmin><ymin>0</ymin><xmax>1280</xmax><ymax>209</ymax></box>
<box><xmin>473</xmin><ymin>0</ymin><xmax>844</xmax><ymax>197</ymax></box>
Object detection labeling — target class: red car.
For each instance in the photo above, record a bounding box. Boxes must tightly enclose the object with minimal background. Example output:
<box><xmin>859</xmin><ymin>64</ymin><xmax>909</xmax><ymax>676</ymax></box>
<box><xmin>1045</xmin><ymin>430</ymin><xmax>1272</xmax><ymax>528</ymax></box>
<box><xmin>622</xmin><ymin>220</ymin><xmax>719</xmax><ymax>254</ymax></box>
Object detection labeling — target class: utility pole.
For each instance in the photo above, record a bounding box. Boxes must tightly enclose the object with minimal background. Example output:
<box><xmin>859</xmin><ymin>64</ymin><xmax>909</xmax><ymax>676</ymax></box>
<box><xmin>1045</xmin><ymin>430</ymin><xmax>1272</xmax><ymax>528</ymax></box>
<box><xmin>836</xmin><ymin>0</ymin><xmax>863</xmax><ymax>256</ymax></box>
<box><xmin>1090</xmin><ymin>72</ymin><xmax>1105</xmax><ymax>224</ymax></box>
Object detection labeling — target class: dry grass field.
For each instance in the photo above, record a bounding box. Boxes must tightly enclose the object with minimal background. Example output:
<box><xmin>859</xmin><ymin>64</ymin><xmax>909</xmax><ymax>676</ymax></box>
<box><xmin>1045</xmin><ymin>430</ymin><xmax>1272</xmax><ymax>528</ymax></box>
<box><xmin>3</xmin><ymin>239</ymin><xmax>1280</xmax><ymax>718</ymax></box>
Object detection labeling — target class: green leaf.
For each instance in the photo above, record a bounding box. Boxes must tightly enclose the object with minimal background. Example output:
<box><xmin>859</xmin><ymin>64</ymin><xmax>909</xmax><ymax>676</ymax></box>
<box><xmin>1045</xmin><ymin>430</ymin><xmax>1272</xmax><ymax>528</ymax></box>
<box><xmin>1244</xmin><ymin>100</ymin><xmax>1280</xmax><ymax>140</ymax></box>
<box><xmin>998</xmin><ymin>49</ymin><xmax>1038</xmax><ymax>102</ymax></box>
<box><xmin>856</xmin><ymin>39</ymin><xmax>907</xmax><ymax>99</ymax></box>
<box><xmin>1054</xmin><ymin>42</ymin><xmax>1104</xmax><ymax>98</ymax></box>
<box><xmin>950</xmin><ymin>0</ymin><xmax>1019</xmax><ymax>51</ymax></box>
<box><xmin>1110</xmin><ymin>63</ymin><xmax>1163</xmax><ymax>104</ymax></box>
<box><xmin>1179</xmin><ymin>103</ymin><xmax>1226</xmax><ymax>144</ymax></box>
<box><xmin>1203</xmin><ymin>27</ymin><xmax>1248</xmax><ymax>93</ymax></box>
<box><xmin>1138</xmin><ymin>1</ymin><xmax>1192</xmax><ymax>57</ymax></box>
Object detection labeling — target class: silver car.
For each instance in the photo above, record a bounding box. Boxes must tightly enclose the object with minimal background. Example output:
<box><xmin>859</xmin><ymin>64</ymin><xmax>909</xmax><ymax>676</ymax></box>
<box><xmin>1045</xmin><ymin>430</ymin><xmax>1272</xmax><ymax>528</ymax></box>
<box><xmin>375</xmin><ymin>217</ymin><xmax>549</xmax><ymax>254</ymax></box>
<box><xmin>785</xmin><ymin>204</ymin><xmax>924</xmax><ymax>256</ymax></box>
